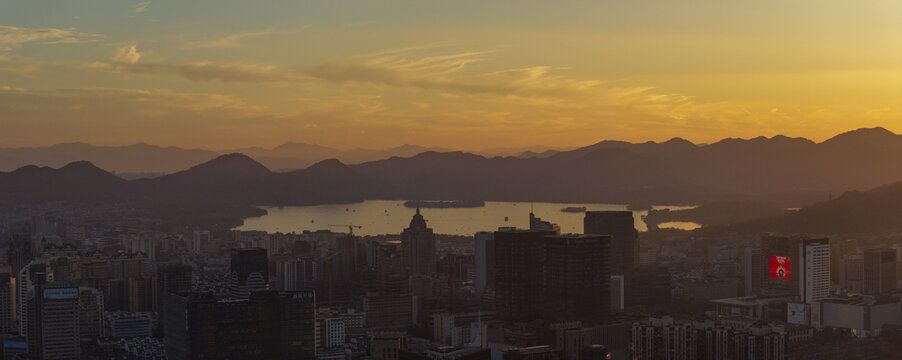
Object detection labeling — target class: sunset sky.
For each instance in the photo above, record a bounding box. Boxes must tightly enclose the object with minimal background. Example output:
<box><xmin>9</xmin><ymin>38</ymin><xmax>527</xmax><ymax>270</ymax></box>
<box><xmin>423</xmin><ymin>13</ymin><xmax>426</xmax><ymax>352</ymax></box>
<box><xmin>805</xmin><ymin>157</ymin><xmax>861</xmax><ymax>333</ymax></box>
<box><xmin>1</xmin><ymin>1</ymin><xmax>899</xmax><ymax>150</ymax></box>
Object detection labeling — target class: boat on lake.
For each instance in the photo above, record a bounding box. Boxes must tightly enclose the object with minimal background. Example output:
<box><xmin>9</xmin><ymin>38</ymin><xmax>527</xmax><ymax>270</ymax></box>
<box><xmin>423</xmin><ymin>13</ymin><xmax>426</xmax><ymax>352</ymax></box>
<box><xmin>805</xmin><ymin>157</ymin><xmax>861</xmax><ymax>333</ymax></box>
<box><xmin>560</xmin><ymin>206</ymin><xmax>587</xmax><ymax>213</ymax></box>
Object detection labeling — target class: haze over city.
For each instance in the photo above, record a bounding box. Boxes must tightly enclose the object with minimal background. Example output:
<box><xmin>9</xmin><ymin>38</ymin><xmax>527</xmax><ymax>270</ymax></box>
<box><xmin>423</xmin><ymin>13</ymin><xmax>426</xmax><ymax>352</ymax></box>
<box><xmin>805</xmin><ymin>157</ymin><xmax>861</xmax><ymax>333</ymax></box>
<box><xmin>4</xmin><ymin>1</ymin><xmax>902</xmax><ymax>360</ymax></box>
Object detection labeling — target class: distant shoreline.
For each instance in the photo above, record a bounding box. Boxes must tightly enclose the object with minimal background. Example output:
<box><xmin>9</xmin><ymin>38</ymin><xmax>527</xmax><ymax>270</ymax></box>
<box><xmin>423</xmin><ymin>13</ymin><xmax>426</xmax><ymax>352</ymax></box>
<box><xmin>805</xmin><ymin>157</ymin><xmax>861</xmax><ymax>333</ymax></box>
<box><xmin>403</xmin><ymin>200</ymin><xmax>486</xmax><ymax>208</ymax></box>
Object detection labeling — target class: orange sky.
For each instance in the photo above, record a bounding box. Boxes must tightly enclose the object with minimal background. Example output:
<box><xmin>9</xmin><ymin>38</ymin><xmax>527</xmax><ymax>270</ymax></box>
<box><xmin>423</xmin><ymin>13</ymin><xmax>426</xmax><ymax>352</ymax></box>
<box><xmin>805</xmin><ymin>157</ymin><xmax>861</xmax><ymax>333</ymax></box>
<box><xmin>1</xmin><ymin>1</ymin><xmax>900</xmax><ymax>150</ymax></box>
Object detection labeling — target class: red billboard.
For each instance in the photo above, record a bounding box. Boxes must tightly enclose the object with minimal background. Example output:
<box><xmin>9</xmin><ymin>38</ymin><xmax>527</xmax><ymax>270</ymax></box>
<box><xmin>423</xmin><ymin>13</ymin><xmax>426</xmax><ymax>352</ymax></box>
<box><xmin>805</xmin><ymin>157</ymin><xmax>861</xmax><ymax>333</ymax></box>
<box><xmin>769</xmin><ymin>255</ymin><xmax>791</xmax><ymax>280</ymax></box>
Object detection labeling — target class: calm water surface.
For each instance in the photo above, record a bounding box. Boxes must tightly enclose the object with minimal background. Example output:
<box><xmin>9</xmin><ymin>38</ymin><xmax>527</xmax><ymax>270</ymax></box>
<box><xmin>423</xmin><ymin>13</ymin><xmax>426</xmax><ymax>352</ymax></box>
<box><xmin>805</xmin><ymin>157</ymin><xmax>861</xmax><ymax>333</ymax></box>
<box><xmin>236</xmin><ymin>200</ymin><xmax>698</xmax><ymax>236</ymax></box>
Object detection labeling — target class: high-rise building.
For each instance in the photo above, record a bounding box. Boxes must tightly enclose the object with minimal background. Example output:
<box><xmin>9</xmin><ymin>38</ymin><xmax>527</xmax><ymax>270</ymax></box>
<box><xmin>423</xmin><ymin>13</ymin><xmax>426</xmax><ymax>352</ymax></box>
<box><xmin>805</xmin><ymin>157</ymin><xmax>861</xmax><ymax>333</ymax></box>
<box><xmin>543</xmin><ymin>234</ymin><xmax>611</xmax><ymax>325</ymax></box>
<box><xmin>0</xmin><ymin>268</ymin><xmax>13</xmax><ymax>334</ymax></box>
<box><xmin>157</xmin><ymin>264</ymin><xmax>193</xmax><ymax>309</ymax></box>
<box><xmin>402</xmin><ymin>208</ymin><xmax>437</xmax><ymax>277</ymax></box>
<box><xmin>759</xmin><ymin>235</ymin><xmax>830</xmax><ymax>303</ymax></box>
<box><xmin>583</xmin><ymin>211</ymin><xmax>638</xmax><ymax>275</ymax></box>
<box><xmin>631</xmin><ymin>313</ymin><xmax>787</xmax><ymax>360</ymax></box>
<box><xmin>743</xmin><ymin>247</ymin><xmax>763</xmax><ymax>296</ymax></box>
<box><xmin>8</xmin><ymin>234</ymin><xmax>33</xmax><ymax>276</ymax></box>
<box><xmin>474</xmin><ymin>232</ymin><xmax>495</xmax><ymax>296</ymax></box>
<box><xmin>17</xmin><ymin>259</ymin><xmax>52</xmax><ymax>335</ymax></box>
<box><xmin>26</xmin><ymin>284</ymin><xmax>80</xmax><ymax>360</ymax></box>
<box><xmin>164</xmin><ymin>290</ymin><xmax>316</xmax><ymax>360</ymax></box>
<box><xmin>193</xmin><ymin>230</ymin><xmax>210</xmax><ymax>253</ymax></box>
<box><xmin>801</xmin><ymin>241</ymin><xmax>830</xmax><ymax>303</ymax></box>
<box><xmin>337</xmin><ymin>233</ymin><xmax>358</xmax><ymax>282</ymax></box>
<box><xmin>77</xmin><ymin>287</ymin><xmax>104</xmax><ymax>343</ymax></box>
<box><xmin>494</xmin><ymin>229</ymin><xmax>555</xmax><ymax>323</ymax></box>
<box><xmin>831</xmin><ymin>239</ymin><xmax>857</xmax><ymax>284</ymax></box>
<box><xmin>229</xmin><ymin>248</ymin><xmax>269</xmax><ymax>299</ymax></box>
<box><xmin>128</xmin><ymin>275</ymin><xmax>157</xmax><ymax>312</ymax></box>
<box><xmin>316</xmin><ymin>315</ymin><xmax>346</xmax><ymax>349</ymax></box>
<box><xmin>864</xmin><ymin>248</ymin><xmax>897</xmax><ymax>294</ymax></box>
<box><xmin>610</xmin><ymin>275</ymin><xmax>624</xmax><ymax>313</ymax></box>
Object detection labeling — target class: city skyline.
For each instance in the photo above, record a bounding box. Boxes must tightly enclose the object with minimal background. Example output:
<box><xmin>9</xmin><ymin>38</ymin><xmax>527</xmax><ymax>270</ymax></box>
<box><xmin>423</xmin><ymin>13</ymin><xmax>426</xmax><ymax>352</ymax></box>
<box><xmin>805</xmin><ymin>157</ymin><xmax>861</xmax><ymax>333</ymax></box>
<box><xmin>2</xmin><ymin>1</ymin><xmax>900</xmax><ymax>150</ymax></box>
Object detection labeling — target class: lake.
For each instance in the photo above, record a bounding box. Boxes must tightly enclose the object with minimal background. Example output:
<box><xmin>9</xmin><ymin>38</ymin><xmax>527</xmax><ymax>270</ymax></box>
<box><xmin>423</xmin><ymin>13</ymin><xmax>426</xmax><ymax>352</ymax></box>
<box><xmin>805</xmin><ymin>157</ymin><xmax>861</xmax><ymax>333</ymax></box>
<box><xmin>236</xmin><ymin>200</ymin><xmax>699</xmax><ymax>236</ymax></box>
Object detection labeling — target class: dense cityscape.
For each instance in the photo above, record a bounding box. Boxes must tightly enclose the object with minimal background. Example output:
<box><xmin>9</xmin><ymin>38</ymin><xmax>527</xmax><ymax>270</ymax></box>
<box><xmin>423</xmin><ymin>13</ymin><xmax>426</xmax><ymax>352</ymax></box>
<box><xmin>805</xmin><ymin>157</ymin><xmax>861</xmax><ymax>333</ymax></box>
<box><xmin>2</xmin><ymin>191</ymin><xmax>902</xmax><ymax>359</ymax></box>
<box><xmin>3</xmin><ymin>1</ymin><xmax>901</xmax><ymax>359</ymax></box>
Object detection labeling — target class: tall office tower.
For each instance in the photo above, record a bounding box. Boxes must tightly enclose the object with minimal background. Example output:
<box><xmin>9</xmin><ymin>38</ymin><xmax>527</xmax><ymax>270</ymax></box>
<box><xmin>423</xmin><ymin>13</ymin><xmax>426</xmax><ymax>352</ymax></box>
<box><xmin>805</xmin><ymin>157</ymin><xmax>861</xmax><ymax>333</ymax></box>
<box><xmin>610</xmin><ymin>275</ymin><xmax>624</xmax><ymax>313</ymax></box>
<box><xmin>864</xmin><ymin>248</ymin><xmax>897</xmax><ymax>294</ymax></box>
<box><xmin>77</xmin><ymin>287</ymin><xmax>104</xmax><ymax>343</ymax></box>
<box><xmin>402</xmin><ymin>208</ymin><xmax>437</xmax><ymax>277</ymax></box>
<box><xmin>474</xmin><ymin>231</ymin><xmax>495</xmax><ymax>296</ymax></box>
<box><xmin>128</xmin><ymin>275</ymin><xmax>157</xmax><ymax>312</ymax></box>
<box><xmin>759</xmin><ymin>235</ymin><xmax>830</xmax><ymax>302</ymax></box>
<box><xmin>0</xmin><ymin>268</ymin><xmax>12</xmax><ymax>333</ymax></box>
<box><xmin>743</xmin><ymin>247</ymin><xmax>763</xmax><ymax>296</ymax></box>
<box><xmin>336</xmin><ymin>233</ymin><xmax>358</xmax><ymax>282</ymax></box>
<box><xmin>494</xmin><ymin>229</ymin><xmax>556</xmax><ymax>323</ymax></box>
<box><xmin>17</xmin><ymin>260</ymin><xmax>52</xmax><ymax>335</ymax></box>
<box><xmin>8</xmin><ymin>234</ymin><xmax>33</xmax><ymax>276</ymax></box>
<box><xmin>156</xmin><ymin>264</ymin><xmax>194</xmax><ymax>336</ymax></box>
<box><xmin>26</xmin><ymin>284</ymin><xmax>80</xmax><ymax>360</ymax></box>
<box><xmin>543</xmin><ymin>234</ymin><xmax>611</xmax><ymax>325</ymax></box>
<box><xmin>831</xmin><ymin>239</ymin><xmax>857</xmax><ymax>284</ymax></box>
<box><xmin>157</xmin><ymin>264</ymin><xmax>193</xmax><ymax>310</ymax></box>
<box><xmin>164</xmin><ymin>290</ymin><xmax>316</xmax><ymax>360</ymax></box>
<box><xmin>192</xmin><ymin>230</ymin><xmax>210</xmax><ymax>253</ymax></box>
<box><xmin>583</xmin><ymin>211</ymin><xmax>638</xmax><ymax>275</ymax></box>
<box><xmin>800</xmin><ymin>240</ymin><xmax>830</xmax><ymax>303</ymax></box>
<box><xmin>229</xmin><ymin>248</ymin><xmax>269</xmax><ymax>299</ymax></box>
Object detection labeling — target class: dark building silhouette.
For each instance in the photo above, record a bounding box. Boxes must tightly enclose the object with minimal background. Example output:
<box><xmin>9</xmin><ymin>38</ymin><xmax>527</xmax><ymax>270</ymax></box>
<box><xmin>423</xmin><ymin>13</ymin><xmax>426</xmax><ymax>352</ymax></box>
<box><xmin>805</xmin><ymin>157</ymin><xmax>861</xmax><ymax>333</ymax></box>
<box><xmin>128</xmin><ymin>275</ymin><xmax>156</xmax><ymax>312</ymax></box>
<box><xmin>78</xmin><ymin>287</ymin><xmax>104</xmax><ymax>344</ymax></box>
<box><xmin>402</xmin><ymin>208</ymin><xmax>437</xmax><ymax>277</ymax></box>
<box><xmin>625</xmin><ymin>267</ymin><xmax>672</xmax><ymax>308</ymax></box>
<box><xmin>495</xmin><ymin>229</ymin><xmax>556</xmax><ymax>323</ymax></box>
<box><xmin>337</xmin><ymin>233</ymin><xmax>358</xmax><ymax>282</ymax></box>
<box><xmin>864</xmin><ymin>248</ymin><xmax>896</xmax><ymax>294</ymax></box>
<box><xmin>163</xmin><ymin>290</ymin><xmax>316</xmax><ymax>360</ymax></box>
<box><xmin>0</xmin><ymin>269</ymin><xmax>12</xmax><ymax>334</ymax></box>
<box><xmin>8</xmin><ymin>234</ymin><xmax>33</xmax><ymax>276</ymax></box>
<box><xmin>157</xmin><ymin>264</ymin><xmax>193</xmax><ymax>310</ymax></box>
<box><xmin>583</xmin><ymin>212</ymin><xmax>638</xmax><ymax>275</ymax></box>
<box><xmin>543</xmin><ymin>234</ymin><xmax>611</xmax><ymax>325</ymax></box>
<box><xmin>474</xmin><ymin>231</ymin><xmax>495</xmax><ymax>296</ymax></box>
<box><xmin>229</xmin><ymin>248</ymin><xmax>269</xmax><ymax>299</ymax></box>
<box><xmin>26</xmin><ymin>284</ymin><xmax>81</xmax><ymax>360</ymax></box>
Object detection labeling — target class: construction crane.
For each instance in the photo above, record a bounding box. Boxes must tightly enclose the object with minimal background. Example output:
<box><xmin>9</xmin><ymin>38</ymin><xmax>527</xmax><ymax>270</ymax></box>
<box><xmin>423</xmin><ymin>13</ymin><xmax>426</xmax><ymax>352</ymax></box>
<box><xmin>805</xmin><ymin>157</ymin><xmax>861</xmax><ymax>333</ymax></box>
<box><xmin>324</xmin><ymin>224</ymin><xmax>361</xmax><ymax>304</ymax></box>
<box><xmin>328</xmin><ymin>224</ymin><xmax>362</xmax><ymax>237</ymax></box>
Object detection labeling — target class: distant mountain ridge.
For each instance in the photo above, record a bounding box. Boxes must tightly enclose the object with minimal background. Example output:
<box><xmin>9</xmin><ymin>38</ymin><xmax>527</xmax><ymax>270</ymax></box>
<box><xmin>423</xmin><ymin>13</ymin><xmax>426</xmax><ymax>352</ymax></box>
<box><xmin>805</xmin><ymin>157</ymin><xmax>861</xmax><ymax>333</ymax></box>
<box><xmin>1</xmin><ymin>127</ymin><xmax>901</xmax><ymax>212</ymax></box>
<box><xmin>0</xmin><ymin>142</ymin><xmax>457</xmax><ymax>174</ymax></box>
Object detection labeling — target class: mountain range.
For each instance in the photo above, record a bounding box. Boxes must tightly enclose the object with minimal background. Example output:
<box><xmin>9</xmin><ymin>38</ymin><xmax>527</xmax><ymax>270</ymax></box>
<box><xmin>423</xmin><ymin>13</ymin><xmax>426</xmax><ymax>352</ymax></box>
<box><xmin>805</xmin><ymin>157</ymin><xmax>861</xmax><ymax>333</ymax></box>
<box><xmin>0</xmin><ymin>141</ymin><xmax>581</xmax><ymax>176</ymax></box>
<box><xmin>3</xmin><ymin>127</ymin><xmax>902</xmax><ymax>234</ymax></box>
<box><xmin>0</xmin><ymin>142</ymin><xmax>460</xmax><ymax>175</ymax></box>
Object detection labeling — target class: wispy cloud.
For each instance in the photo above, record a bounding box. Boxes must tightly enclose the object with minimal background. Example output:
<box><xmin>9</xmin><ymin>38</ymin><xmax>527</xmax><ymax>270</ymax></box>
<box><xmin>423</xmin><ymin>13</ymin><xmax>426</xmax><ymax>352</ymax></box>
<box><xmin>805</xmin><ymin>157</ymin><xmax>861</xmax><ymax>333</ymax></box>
<box><xmin>97</xmin><ymin>45</ymin><xmax>304</xmax><ymax>82</ymax></box>
<box><xmin>194</xmin><ymin>30</ymin><xmax>272</xmax><ymax>49</ymax></box>
<box><xmin>134</xmin><ymin>1</ymin><xmax>151</xmax><ymax>13</ymax></box>
<box><xmin>0</xmin><ymin>25</ymin><xmax>103</xmax><ymax>51</ymax></box>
